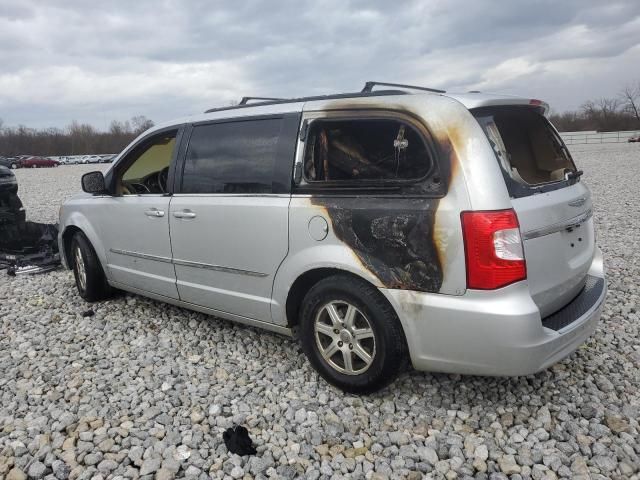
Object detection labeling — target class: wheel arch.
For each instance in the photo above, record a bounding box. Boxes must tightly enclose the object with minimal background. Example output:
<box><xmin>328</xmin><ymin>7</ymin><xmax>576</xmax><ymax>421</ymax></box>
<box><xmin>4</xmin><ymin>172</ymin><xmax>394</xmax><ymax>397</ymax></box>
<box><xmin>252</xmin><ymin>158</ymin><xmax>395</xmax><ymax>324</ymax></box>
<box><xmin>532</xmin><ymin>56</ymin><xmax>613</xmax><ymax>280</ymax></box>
<box><xmin>59</xmin><ymin>213</ymin><xmax>108</xmax><ymax>275</ymax></box>
<box><xmin>284</xmin><ymin>267</ymin><xmax>394</xmax><ymax>329</ymax></box>
<box><xmin>62</xmin><ymin>225</ymin><xmax>82</xmax><ymax>269</ymax></box>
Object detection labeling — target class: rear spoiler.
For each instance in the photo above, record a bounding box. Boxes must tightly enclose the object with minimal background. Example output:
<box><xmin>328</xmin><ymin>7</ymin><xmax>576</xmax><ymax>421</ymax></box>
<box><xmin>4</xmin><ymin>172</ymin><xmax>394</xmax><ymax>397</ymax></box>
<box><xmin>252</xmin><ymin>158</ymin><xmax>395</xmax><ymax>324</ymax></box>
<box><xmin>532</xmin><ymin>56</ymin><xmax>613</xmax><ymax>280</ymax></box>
<box><xmin>446</xmin><ymin>93</ymin><xmax>550</xmax><ymax>116</ymax></box>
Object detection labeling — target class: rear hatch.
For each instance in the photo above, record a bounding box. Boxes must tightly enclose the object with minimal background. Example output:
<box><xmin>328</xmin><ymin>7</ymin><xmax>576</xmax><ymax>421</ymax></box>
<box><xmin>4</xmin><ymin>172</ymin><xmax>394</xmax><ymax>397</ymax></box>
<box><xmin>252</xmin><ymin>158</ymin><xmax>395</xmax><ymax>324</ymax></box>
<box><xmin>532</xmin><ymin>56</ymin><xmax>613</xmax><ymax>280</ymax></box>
<box><xmin>473</xmin><ymin>106</ymin><xmax>594</xmax><ymax>318</ymax></box>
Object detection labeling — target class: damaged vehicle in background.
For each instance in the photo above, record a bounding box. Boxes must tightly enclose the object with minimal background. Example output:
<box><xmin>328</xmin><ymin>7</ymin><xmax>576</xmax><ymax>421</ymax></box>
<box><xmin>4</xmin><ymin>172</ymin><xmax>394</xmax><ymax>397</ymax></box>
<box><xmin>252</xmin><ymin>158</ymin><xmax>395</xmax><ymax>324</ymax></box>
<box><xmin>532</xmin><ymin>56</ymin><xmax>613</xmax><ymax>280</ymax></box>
<box><xmin>58</xmin><ymin>81</ymin><xmax>607</xmax><ymax>393</ymax></box>
<box><xmin>0</xmin><ymin>166</ymin><xmax>60</xmax><ymax>274</ymax></box>
<box><xmin>0</xmin><ymin>166</ymin><xmax>17</xmax><ymax>192</ymax></box>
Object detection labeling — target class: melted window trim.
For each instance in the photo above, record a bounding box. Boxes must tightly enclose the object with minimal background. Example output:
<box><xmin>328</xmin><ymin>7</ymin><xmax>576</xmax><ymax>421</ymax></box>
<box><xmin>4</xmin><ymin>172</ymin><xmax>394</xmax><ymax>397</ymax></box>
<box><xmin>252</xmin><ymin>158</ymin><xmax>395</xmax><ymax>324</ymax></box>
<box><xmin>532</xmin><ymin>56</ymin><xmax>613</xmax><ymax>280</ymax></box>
<box><xmin>300</xmin><ymin>114</ymin><xmax>439</xmax><ymax>188</ymax></box>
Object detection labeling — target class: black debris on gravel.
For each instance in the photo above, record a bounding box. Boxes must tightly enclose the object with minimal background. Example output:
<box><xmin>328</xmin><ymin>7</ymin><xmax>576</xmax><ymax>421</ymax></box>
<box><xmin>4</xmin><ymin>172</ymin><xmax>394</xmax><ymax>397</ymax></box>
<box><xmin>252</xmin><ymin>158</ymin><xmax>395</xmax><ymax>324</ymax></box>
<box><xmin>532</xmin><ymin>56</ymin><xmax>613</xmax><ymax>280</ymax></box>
<box><xmin>223</xmin><ymin>425</ymin><xmax>257</xmax><ymax>456</ymax></box>
<box><xmin>0</xmin><ymin>169</ymin><xmax>60</xmax><ymax>274</ymax></box>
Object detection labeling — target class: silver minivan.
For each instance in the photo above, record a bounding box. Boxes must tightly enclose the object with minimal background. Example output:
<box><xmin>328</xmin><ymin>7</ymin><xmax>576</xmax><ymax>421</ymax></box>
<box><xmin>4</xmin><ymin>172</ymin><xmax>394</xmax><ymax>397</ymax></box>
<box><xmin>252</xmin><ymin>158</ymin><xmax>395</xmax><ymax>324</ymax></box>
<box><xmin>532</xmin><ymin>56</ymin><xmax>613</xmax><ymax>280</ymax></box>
<box><xmin>58</xmin><ymin>82</ymin><xmax>606</xmax><ymax>392</ymax></box>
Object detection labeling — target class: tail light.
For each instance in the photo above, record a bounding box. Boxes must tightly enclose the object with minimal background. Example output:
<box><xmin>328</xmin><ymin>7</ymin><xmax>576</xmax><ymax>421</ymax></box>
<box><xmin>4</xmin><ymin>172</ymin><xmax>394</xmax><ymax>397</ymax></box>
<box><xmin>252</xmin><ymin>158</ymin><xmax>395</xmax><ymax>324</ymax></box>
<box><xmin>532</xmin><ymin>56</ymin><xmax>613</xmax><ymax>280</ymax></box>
<box><xmin>461</xmin><ymin>209</ymin><xmax>526</xmax><ymax>289</ymax></box>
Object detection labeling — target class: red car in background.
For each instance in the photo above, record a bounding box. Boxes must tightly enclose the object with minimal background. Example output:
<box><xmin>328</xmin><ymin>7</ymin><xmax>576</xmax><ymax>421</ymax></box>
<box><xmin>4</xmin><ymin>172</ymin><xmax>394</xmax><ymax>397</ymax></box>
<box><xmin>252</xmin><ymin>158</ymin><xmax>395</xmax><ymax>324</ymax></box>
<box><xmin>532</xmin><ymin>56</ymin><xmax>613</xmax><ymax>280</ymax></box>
<box><xmin>19</xmin><ymin>156</ymin><xmax>60</xmax><ymax>168</ymax></box>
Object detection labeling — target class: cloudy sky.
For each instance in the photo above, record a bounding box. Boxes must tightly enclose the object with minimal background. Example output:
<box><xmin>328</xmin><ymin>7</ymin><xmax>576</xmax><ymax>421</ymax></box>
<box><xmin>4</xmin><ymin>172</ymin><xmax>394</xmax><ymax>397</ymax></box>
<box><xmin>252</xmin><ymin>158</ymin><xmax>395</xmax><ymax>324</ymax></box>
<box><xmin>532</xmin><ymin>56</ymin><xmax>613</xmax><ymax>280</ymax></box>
<box><xmin>1</xmin><ymin>0</ymin><xmax>639</xmax><ymax>129</ymax></box>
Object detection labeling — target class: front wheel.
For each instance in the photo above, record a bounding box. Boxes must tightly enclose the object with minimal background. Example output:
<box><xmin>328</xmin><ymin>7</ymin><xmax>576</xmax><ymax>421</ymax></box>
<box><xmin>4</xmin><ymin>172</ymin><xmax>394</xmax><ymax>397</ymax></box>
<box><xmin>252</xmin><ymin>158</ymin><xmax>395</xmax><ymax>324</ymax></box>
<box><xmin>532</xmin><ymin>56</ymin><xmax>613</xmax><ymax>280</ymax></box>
<box><xmin>10</xmin><ymin>163</ymin><xmax>17</xmax><ymax>169</ymax></box>
<box><xmin>299</xmin><ymin>275</ymin><xmax>408</xmax><ymax>393</ymax></box>
<box><xmin>70</xmin><ymin>232</ymin><xmax>112</xmax><ymax>302</ymax></box>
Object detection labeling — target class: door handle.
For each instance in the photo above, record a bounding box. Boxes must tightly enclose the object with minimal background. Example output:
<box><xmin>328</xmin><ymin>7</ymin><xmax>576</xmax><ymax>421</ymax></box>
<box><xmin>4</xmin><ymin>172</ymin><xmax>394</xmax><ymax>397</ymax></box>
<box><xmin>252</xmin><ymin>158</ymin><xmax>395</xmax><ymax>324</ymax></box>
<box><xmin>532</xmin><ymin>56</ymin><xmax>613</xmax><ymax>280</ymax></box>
<box><xmin>173</xmin><ymin>210</ymin><xmax>197</xmax><ymax>219</ymax></box>
<box><xmin>144</xmin><ymin>208</ymin><xmax>165</xmax><ymax>217</ymax></box>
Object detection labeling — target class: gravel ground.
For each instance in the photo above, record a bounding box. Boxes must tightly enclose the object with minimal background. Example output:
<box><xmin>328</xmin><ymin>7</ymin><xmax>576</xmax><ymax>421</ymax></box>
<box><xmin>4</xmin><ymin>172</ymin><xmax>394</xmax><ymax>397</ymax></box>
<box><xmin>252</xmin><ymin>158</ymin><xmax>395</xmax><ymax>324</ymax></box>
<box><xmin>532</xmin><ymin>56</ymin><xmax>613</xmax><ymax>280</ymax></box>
<box><xmin>1</xmin><ymin>144</ymin><xmax>639</xmax><ymax>480</ymax></box>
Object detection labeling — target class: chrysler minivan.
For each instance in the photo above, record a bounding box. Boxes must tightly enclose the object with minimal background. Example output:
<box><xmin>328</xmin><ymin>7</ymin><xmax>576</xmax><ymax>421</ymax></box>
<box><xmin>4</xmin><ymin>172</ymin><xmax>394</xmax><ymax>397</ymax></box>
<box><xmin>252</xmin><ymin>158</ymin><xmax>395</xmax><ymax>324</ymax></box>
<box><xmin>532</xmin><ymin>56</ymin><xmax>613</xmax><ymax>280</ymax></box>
<box><xmin>58</xmin><ymin>82</ymin><xmax>606</xmax><ymax>392</ymax></box>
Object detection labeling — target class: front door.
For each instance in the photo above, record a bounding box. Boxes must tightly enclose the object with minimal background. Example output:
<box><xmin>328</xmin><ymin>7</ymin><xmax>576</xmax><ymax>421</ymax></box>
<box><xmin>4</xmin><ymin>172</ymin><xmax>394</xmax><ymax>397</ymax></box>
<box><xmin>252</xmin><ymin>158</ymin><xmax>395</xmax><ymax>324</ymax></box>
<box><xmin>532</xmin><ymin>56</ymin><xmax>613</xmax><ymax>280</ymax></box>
<box><xmin>97</xmin><ymin>128</ymin><xmax>181</xmax><ymax>299</ymax></box>
<box><xmin>169</xmin><ymin>115</ymin><xmax>299</xmax><ymax>321</ymax></box>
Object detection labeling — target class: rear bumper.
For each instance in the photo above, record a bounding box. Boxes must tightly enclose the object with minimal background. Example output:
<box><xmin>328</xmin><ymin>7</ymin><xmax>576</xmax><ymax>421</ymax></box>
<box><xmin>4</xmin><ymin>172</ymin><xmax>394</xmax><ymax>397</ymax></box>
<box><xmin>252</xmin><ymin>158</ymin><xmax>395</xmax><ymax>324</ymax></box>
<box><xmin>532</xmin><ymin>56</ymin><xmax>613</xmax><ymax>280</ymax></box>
<box><xmin>380</xmin><ymin>247</ymin><xmax>606</xmax><ymax>376</ymax></box>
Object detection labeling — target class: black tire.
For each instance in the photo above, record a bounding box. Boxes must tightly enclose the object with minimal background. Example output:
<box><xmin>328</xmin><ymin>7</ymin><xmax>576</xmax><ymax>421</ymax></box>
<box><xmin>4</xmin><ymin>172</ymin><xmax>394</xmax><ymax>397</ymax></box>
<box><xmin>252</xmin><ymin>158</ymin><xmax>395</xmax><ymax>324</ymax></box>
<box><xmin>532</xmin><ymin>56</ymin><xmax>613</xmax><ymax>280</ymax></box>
<box><xmin>10</xmin><ymin>163</ymin><xmax>17</xmax><ymax>169</ymax></box>
<box><xmin>299</xmin><ymin>274</ymin><xmax>408</xmax><ymax>394</ymax></box>
<box><xmin>70</xmin><ymin>232</ymin><xmax>112</xmax><ymax>302</ymax></box>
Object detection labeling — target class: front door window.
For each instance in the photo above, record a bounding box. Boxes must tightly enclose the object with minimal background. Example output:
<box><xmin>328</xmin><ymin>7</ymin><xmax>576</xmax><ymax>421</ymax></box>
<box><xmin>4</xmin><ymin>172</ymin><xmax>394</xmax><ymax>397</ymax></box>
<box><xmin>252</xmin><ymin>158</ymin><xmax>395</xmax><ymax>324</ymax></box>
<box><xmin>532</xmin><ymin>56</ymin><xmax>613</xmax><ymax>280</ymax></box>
<box><xmin>118</xmin><ymin>132</ymin><xmax>177</xmax><ymax>195</ymax></box>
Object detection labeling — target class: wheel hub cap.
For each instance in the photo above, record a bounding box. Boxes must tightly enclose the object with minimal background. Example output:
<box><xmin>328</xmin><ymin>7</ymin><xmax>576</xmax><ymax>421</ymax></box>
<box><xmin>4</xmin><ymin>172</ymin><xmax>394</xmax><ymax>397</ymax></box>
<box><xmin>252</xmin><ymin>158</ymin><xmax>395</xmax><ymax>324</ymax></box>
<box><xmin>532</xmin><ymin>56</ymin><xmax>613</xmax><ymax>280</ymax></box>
<box><xmin>339</xmin><ymin>329</ymin><xmax>352</xmax><ymax>343</ymax></box>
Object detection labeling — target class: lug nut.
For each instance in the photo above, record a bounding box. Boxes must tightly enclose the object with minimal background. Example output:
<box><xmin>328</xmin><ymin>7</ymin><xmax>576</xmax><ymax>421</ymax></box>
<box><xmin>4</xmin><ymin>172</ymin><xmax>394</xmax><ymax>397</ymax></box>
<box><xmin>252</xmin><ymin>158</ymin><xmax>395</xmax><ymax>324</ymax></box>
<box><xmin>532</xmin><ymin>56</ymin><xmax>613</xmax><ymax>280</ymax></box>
<box><xmin>338</xmin><ymin>341</ymin><xmax>343</xmax><ymax>347</ymax></box>
<box><xmin>349</xmin><ymin>343</ymin><xmax>353</xmax><ymax>349</ymax></box>
<box><xmin>333</xmin><ymin>329</ymin><xmax>339</xmax><ymax>334</ymax></box>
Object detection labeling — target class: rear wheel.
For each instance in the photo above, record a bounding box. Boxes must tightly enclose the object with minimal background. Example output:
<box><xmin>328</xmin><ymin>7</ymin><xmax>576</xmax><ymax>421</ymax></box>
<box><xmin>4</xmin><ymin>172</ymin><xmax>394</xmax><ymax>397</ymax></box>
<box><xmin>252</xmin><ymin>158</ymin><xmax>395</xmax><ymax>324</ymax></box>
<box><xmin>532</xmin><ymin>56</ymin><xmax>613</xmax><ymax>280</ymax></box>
<box><xmin>299</xmin><ymin>275</ymin><xmax>408</xmax><ymax>393</ymax></box>
<box><xmin>10</xmin><ymin>163</ymin><xmax>17</xmax><ymax>169</ymax></box>
<box><xmin>70</xmin><ymin>232</ymin><xmax>112</xmax><ymax>302</ymax></box>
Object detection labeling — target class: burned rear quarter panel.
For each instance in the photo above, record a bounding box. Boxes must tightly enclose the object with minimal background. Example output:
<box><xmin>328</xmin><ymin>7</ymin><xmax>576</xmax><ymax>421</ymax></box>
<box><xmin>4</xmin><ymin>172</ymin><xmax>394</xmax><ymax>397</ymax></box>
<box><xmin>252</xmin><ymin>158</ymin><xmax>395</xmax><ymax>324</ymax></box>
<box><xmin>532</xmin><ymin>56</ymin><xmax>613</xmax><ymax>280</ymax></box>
<box><xmin>271</xmin><ymin>95</ymin><xmax>481</xmax><ymax>325</ymax></box>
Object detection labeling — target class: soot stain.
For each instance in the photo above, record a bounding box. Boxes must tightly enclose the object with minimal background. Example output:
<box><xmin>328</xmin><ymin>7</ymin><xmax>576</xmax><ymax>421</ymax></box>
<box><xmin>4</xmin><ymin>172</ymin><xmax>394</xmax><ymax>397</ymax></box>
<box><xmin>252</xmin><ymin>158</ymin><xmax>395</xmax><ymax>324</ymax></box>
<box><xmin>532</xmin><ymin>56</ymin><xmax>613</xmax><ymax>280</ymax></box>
<box><xmin>314</xmin><ymin>197</ymin><xmax>443</xmax><ymax>292</ymax></box>
<box><xmin>305</xmin><ymin>101</ymin><xmax>463</xmax><ymax>293</ymax></box>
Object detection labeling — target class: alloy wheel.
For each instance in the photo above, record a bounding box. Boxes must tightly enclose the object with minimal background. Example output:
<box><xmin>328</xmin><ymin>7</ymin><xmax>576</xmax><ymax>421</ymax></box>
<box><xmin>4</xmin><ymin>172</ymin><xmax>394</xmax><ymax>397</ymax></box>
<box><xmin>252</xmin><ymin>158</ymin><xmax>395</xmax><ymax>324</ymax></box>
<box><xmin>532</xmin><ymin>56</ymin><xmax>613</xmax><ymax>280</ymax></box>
<box><xmin>74</xmin><ymin>246</ymin><xmax>87</xmax><ymax>291</ymax></box>
<box><xmin>314</xmin><ymin>300</ymin><xmax>376</xmax><ymax>375</ymax></box>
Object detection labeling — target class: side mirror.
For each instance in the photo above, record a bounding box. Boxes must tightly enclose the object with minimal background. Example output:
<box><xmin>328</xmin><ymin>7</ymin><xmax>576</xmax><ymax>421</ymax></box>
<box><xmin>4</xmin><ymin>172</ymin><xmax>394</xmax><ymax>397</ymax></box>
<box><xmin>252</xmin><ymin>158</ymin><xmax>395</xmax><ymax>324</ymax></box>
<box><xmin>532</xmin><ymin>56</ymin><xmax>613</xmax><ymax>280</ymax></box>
<box><xmin>81</xmin><ymin>171</ymin><xmax>107</xmax><ymax>194</ymax></box>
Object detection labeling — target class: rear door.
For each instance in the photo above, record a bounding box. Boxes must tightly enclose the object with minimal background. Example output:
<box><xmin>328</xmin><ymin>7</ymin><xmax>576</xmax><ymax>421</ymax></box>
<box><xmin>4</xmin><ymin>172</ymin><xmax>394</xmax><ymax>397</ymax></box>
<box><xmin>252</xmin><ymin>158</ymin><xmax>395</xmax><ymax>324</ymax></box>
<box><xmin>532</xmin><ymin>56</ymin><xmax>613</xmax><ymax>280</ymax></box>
<box><xmin>169</xmin><ymin>114</ymin><xmax>300</xmax><ymax>322</ymax></box>
<box><xmin>474</xmin><ymin>107</ymin><xmax>594</xmax><ymax>317</ymax></box>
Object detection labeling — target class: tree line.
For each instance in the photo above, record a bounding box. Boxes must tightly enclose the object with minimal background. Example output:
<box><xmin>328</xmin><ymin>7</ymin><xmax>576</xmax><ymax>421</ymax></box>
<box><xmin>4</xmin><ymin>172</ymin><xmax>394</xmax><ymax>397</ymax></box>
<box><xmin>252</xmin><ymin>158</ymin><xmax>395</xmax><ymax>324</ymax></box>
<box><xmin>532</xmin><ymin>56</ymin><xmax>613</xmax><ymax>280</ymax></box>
<box><xmin>0</xmin><ymin>116</ymin><xmax>154</xmax><ymax>157</ymax></box>
<box><xmin>549</xmin><ymin>82</ymin><xmax>640</xmax><ymax>132</ymax></box>
<box><xmin>1</xmin><ymin>81</ymin><xmax>639</xmax><ymax>155</ymax></box>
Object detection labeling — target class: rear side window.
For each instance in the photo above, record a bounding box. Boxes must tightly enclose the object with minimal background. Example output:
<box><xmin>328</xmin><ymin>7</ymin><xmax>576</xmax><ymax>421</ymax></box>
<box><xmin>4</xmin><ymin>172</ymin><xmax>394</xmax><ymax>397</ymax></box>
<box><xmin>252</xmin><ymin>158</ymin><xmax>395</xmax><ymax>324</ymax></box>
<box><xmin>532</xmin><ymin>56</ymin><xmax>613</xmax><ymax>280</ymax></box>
<box><xmin>303</xmin><ymin>119</ymin><xmax>432</xmax><ymax>183</ymax></box>
<box><xmin>181</xmin><ymin>118</ymin><xmax>282</xmax><ymax>194</ymax></box>
<box><xmin>474</xmin><ymin>107</ymin><xmax>577</xmax><ymax>194</ymax></box>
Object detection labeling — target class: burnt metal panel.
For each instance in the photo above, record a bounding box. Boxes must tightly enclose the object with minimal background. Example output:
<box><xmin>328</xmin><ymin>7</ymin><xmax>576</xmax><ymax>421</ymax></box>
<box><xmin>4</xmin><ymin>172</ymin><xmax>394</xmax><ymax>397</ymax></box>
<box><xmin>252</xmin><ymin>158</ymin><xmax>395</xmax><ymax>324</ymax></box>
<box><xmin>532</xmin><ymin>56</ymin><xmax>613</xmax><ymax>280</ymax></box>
<box><xmin>298</xmin><ymin>105</ymin><xmax>468</xmax><ymax>293</ymax></box>
<box><xmin>311</xmin><ymin>196</ymin><xmax>443</xmax><ymax>292</ymax></box>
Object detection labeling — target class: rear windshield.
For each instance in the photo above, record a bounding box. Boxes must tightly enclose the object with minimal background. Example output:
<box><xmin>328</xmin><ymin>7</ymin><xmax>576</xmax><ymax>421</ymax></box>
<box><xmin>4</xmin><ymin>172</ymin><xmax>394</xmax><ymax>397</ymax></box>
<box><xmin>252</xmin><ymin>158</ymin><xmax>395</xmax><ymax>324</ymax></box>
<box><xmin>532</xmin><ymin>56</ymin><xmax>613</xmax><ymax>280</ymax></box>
<box><xmin>473</xmin><ymin>107</ymin><xmax>577</xmax><ymax>197</ymax></box>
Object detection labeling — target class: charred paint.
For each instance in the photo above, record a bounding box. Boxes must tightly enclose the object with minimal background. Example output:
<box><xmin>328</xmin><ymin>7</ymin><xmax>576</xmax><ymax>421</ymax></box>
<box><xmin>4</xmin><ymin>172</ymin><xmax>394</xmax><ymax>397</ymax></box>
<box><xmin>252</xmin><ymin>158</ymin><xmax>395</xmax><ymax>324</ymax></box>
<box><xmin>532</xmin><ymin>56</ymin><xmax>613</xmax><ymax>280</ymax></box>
<box><xmin>311</xmin><ymin>196</ymin><xmax>443</xmax><ymax>292</ymax></box>
<box><xmin>303</xmin><ymin>97</ymin><xmax>467</xmax><ymax>293</ymax></box>
<box><xmin>430</xmin><ymin>124</ymin><xmax>462</xmax><ymax>272</ymax></box>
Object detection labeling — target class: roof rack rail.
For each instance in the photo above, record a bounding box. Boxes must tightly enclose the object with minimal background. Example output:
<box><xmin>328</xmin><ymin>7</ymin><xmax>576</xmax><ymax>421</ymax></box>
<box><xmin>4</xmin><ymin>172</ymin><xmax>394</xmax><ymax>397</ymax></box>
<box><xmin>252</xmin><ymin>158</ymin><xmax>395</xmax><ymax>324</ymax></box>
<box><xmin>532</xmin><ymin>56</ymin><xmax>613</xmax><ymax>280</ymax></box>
<box><xmin>239</xmin><ymin>96</ymin><xmax>286</xmax><ymax>105</ymax></box>
<box><xmin>362</xmin><ymin>81</ymin><xmax>446</xmax><ymax>94</ymax></box>
<box><xmin>204</xmin><ymin>89</ymin><xmax>408</xmax><ymax>114</ymax></box>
